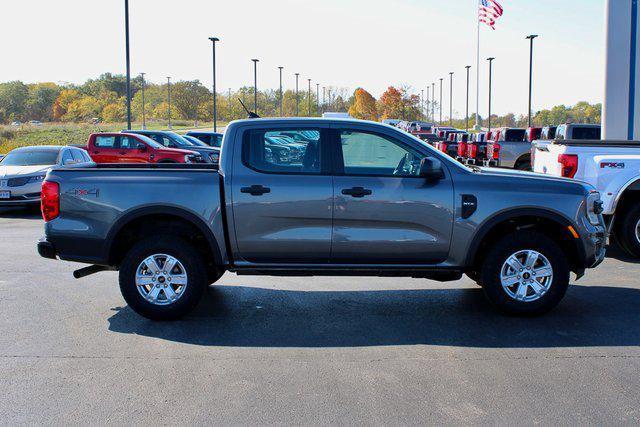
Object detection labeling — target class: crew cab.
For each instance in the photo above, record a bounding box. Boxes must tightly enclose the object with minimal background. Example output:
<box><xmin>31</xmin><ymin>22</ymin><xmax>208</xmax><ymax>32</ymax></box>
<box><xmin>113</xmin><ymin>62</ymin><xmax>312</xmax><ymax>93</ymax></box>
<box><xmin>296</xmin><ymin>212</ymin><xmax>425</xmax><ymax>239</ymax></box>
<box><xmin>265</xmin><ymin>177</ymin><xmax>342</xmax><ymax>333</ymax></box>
<box><xmin>533</xmin><ymin>138</ymin><xmax>640</xmax><ymax>257</ymax></box>
<box><xmin>85</xmin><ymin>133</ymin><xmax>201</xmax><ymax>164</ymax></box>
<box><xmin>38</xmin><ymin>118</ymin><xmax>606</xmax><ymax>320</ymax></box>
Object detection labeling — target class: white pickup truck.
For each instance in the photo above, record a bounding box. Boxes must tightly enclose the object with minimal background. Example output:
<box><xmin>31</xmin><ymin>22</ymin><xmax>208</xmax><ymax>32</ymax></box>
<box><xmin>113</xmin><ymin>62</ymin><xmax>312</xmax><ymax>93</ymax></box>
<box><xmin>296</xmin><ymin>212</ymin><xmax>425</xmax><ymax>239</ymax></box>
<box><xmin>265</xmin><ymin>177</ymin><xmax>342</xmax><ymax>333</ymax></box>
<box><xmin>533</xmin><ymin>139</ymin><xmax>640</xmax><ymax>257</ymax></box>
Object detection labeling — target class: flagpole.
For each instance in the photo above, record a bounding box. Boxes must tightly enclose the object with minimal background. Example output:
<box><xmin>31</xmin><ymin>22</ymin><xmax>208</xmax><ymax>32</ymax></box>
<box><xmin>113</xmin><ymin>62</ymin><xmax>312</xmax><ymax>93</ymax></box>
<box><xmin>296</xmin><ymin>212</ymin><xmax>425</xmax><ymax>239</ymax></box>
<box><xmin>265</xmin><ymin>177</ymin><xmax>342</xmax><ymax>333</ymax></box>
<box><xmin>475</xmin><ymin>0</ymin><xmax>481</xmax><ymax>130</ymax></box>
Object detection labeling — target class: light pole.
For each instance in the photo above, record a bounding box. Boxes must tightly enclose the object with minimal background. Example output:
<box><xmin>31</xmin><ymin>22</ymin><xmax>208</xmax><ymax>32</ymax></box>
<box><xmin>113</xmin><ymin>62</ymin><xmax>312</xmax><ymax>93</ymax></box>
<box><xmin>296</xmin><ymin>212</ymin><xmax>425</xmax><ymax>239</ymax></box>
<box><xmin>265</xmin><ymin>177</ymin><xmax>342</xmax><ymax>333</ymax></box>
<box><xmin>316</xmin><ymin>83</ymin><xmax>320</xmax><ymax>116</ymax></box>
<box><xmin>140</xmin><ymin>72</ymin><xmax>146</xmax><ymax>129</ymax></box>
<box><xmin>228</xmin><ymin>88</ymin><xmax>231</xmax><ymax>121</ymax></box>
<box><xmin>487</xmin><ymin>57</ymin><xmax>495</xmax><ymax>132</ymax></box>
<box><xmin>439</xmin><ymin>78</ymin><xmax>443</xmax><ymax>125</ymax></box>
<box><xmin>431</xmin><ymin>83</ymin><xmax>435</xmax><ymax>122</ymax></box>
<box><xmin>426</xmin><ymin>87</ymin><xmax>430</xmax><ymax>122</ymax></box>
<box><xmin>421</xmin><ymin>89</ymin><xmax>424</xmax><ymax>120</ymax></box>
<box><xmin>166</xmin><ymin>77</ymin><xmax>172</xmax><ymax>129</ymax></box>
<box><xmin>209</xmin><ymin>37</ymin><xmax>219</xmax><ymax>132</ymax></box>
<box><xmin>251</xmin><ymin>59</ymin><xmax>259</xmax><ymax>114</ymax></box>
<box><xmin>465</xmin><ymin>66</ymin><xmax>471</xmax><ymax>132</ymax></box>
<box><xmin>322</xmin><ymin>86</ymin><xmax>326</xmax><ymax>113</ymax></box>
<box><xmin>295</xmin><ymin>73</ymin><xmax>300</xmax><ymax>116</ymax></box>
<box><xmin>124</xmin><ymin>0</ymin><xmax>131</xmax><ymax>130</ymax></box>
<box><xmin>449</xmin><ymin>72</ymin><xmax>454</xmax><ymax>126</ymax></box>
<box><xmin>307</xmin><ymin>79</ymin><xmax>312</xmax><ymax>116</ymax></box>
<box><xmin>278</xmin><ymin>66</ymin><xmax>284</xmax><ymax>116</ymax></box>
<box><xmin>526</xmin><ymin>35</ymin><xmax>539</xmax><ymax>128</ymax></box>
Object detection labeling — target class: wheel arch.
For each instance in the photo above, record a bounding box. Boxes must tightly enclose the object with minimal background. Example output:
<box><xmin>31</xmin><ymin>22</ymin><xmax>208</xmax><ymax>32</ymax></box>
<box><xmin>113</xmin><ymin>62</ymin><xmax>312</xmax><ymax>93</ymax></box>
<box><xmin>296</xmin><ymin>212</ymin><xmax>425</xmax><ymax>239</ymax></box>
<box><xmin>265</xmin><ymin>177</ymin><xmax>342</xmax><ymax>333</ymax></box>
<box><xmin>105</xmin><ymin>205</ymin><xmax>224</xmax><ymax>268</ymax></box>
<box><xmin>465</xmin><ymin>207</ymin><xmax>586</xmax><ymax>272</ymax></box>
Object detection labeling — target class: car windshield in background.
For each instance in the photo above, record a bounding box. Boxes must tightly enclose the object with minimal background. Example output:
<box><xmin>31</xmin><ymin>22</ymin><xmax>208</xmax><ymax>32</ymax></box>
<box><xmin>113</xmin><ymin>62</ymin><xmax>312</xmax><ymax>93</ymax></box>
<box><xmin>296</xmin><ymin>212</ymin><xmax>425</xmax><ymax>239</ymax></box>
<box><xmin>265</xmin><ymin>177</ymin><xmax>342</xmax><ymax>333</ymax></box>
<box><xmin>168</xmin><ymin>132</ymin><xmax>199</xmax><ymax>147</ymax></box>
<box><xmin>125</xmin><ymin>134</ymin><xmax>164</xmax><ymax>149</ymax></box>
<box><xmin>1</xmin><ymin>150</ymin><xmax>58</xmax><ymax>166</ymax></box>
<box><xmin>183</xmin><ymin>135</ymin><xmax>209</xmax><ymax>147</ymax></box>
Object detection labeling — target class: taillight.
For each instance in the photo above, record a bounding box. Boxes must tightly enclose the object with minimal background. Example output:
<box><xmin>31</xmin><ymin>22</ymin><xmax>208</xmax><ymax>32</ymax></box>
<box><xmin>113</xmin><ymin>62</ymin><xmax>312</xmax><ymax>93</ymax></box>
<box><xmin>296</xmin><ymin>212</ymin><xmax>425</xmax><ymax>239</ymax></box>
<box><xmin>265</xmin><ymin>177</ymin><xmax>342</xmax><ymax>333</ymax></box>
<box><xmin>41</xmin><ymin>181</ymin><xmax>60</xmax><ymax>222</ymax></box>
<box><xmin>457</xmin><ymin>143</ymin><xmax>467</xmax><ymax>157</ymax></box>
<box><xmin>558</xmin><ymin>154</ymin><xmax>578</xmax><ymax>178</ymax></box>
<box><xmin>468</xmin><ymin>144</ymin><xmax>477</xmax><ymax>158</ymax></box>
<box><xmin>492</xmin><ymin>143</ymin><xmax>501</xmax><ymax>160</ymax></box>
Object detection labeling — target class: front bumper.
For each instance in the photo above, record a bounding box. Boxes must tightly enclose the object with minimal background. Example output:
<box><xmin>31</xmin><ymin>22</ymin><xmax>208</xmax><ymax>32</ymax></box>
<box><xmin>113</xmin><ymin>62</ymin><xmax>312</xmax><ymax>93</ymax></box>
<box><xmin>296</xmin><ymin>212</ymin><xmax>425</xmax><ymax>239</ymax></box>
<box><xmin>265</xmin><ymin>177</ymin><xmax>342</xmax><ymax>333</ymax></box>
<box><xmin>0</xmin><ymin>181</ymin><xmax>42</xmax><ymax>205</ymax></box>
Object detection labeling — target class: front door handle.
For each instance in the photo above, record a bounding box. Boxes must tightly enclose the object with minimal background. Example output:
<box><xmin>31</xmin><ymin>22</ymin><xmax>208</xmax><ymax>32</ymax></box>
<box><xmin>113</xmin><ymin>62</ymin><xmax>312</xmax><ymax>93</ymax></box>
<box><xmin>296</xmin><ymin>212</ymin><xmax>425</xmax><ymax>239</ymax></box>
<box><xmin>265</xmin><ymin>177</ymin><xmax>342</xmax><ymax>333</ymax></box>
<box><xmin>241</xmin><ymin>185</ymin><xmax>271</xmax><ymax>196</ymax></box>
<box><xmin>341</xmin><ymin>187</ymin><xmax>372</xmax><ymax>198</ymax></box>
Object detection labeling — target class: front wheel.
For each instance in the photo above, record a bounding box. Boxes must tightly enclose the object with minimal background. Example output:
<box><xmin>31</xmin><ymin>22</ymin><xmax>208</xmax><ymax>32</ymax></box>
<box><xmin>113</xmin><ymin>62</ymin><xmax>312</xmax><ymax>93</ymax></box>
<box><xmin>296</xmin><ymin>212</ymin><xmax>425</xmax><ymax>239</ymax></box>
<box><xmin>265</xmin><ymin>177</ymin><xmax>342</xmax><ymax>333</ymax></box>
<box><xmin>481</xmin><ymin>231</ymin><xmax>569</xmax><ymax>316</ymax></box>
<box><xmin>119</xmin><ymin>236</ymin><xmax>208</xmax><ymax>320</ymax></box>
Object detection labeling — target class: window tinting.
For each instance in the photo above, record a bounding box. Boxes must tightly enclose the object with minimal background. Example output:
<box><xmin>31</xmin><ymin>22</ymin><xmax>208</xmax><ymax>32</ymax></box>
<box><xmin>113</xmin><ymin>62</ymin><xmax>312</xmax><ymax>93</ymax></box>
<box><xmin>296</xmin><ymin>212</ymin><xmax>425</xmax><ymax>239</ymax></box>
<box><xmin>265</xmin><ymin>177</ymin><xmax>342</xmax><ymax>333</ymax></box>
<box><xmin>95</xmin><ymin>136</ymin><xmax>116</xmax><ymax>148</ymax></box>
<box><xmin>244</xmin><ymin>129</ymin><xmax>321</xmax><ymax>174</ymax></box>
<box><xmin>340</xmin><ymin>131</ymin><xmax>423</xmax><ymax>177</ymax></box>
<box><xmin>572</xmin><ymin>126</ymin><xmax>601</xmax><ymax>140</ymax></box>
<box><xmin>61</xmin><ymin>150</ymin><xmax>74</xmax><ymax>165</ymax></box>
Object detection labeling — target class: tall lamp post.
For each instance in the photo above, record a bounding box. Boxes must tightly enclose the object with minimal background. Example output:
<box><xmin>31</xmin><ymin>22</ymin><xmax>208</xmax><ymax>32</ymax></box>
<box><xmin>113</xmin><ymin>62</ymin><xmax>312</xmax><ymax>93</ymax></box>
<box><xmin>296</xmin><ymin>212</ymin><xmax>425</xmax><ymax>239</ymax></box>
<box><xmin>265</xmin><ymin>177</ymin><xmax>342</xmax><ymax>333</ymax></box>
<box><xmin>208</xmin><ymin>37</ymin><xmax>219</xmax><ymax>132</ymax></box>
<box><xmin>487</xmin><ymin>57</ymin><xmax>495</xmax><ymax>132</ymax></box>
<box><xmin>449</xmin><ymin>72</ymin><xmax>454</xmax><ymax>126</ymax></box>
<box><xmin>439</xmin><ymin>78</ymin><xmax>443</xmax><ymax>125</ymax></box>
<box><xmin>316</xmin><ymin>83</ymin><xmax>320</xmax><ymax>116</ymax></box>
<box><xmin>322</xmin><ymin>86</ymin><xmax>326</xmax><ymax>113</ymax></box>
<box><xmin>124</xmin><ymin>0</ymin><xmax>131</xmax><ymax>130</ymax></box>
<box><xmin>421</xmin><ymin>89</ymin><xmax>424</xmax><ymax>120</ymax></box>
<box><xmin>465</xmin><ymin>65</ymin><xmax>471</xmax><ymax>132</ymax></box>
<box><xmin>426</xmin><ymin>87</ymin><xmax>430</xmax><ymax>122</ymax></box>
<box><xmin>166</xmin><ymin>77</ymin><xmax>172</xmax><ymax>129</ymax></box>
<box><xmin>278</xmin><ymin>66</ymin><xmax>284</xmax><ymax>116</ymax></box>
<box><xmin>140</xmin><ymin>72</ymin><xmax>146</xmax><ymax>129</ymax></box>
<box><xmin>295</xmin><ymin>73</ymin><xmax>300</xmax><ymax>116</ymax></box>
<box><xmin>526</xmin><ymin>35</ymin><xmax>539</xmax><ymax>128</ymax></box>
<box><xmin>431</xmin><ymin>83</ymin><xmax>435</xmax><ymax>122</ymax></box>
<box><xmin>307</xmin><ymin>79</ymin><xmax>312</xmax><ymax>116</ymax></box>
<box><xmin>251</xmin><ymin>59</ymin><xmax>259</xmax><ymax>114</ymax></box>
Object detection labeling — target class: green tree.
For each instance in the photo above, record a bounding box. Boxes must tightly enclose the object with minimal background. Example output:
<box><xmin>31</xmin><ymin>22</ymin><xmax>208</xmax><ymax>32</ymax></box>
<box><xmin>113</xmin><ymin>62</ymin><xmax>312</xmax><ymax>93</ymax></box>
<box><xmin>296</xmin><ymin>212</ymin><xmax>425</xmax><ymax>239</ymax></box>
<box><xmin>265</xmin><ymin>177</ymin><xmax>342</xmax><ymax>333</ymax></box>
<box><xmin>171</xmin><ymin>80</ymin><xmax>211</xmax><ymax>125</ymax></box>
<box><xmin>0</xmin><ymin>81</ymin><xmax>29</xmax><ymax>123</ymax></box>
<box><xmin>26</xmin><ymin>82</ymin><xmax>60</xmax><ymax>122</ymax></box>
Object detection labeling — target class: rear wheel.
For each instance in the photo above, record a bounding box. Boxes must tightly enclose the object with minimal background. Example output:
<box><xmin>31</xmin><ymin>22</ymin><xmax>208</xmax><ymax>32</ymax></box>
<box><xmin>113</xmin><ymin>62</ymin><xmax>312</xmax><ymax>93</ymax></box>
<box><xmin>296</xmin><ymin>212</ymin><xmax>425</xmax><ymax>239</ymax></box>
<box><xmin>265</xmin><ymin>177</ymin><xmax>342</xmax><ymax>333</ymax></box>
<box><xmin>119</xmin><ymin>235</ymin><xmax>208</xmax><ymax>320</ymax></box>
<box><xmin>481</xmin><ymin>231</ymin><xmax>569</xmax><ymax>315</ymax></box>
<box><xmin>515</xmin><ymin>158</ymin><xmax>532</xmax><ymax>171</ymax></box>
<box><xmin>616</xmin><ymin>203</ymin><xmax>640</xmax><ymax>258</ymax></box>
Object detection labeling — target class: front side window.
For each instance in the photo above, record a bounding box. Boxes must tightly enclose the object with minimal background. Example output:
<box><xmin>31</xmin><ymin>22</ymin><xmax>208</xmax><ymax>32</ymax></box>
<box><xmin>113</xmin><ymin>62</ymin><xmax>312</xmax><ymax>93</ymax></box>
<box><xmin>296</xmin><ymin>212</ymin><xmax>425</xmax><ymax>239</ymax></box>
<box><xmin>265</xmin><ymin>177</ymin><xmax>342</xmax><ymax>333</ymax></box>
<box><xmin>244</xmin><ymin>129</ymin><xmax>321</xmax><ymax>174</ymax></box>
<box><xmin>120</xmin><ymin>136</ymin><xmax>143</xmax><ymax>149</ymax></box>
<box><xmin>339</xmin><ymin>130</ymin><xmax>423</xmax><ymax>177</ymax></box>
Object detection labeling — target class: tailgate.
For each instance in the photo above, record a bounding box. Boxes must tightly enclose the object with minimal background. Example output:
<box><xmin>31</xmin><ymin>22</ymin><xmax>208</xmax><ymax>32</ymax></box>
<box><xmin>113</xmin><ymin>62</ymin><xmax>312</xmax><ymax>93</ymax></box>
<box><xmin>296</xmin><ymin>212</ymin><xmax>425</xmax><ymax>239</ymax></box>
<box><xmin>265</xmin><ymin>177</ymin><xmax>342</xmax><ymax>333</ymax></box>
<box><xmin>532</xmin><ymin>141</ymin><xmax>562</xmax><ymax>176</ymax></box>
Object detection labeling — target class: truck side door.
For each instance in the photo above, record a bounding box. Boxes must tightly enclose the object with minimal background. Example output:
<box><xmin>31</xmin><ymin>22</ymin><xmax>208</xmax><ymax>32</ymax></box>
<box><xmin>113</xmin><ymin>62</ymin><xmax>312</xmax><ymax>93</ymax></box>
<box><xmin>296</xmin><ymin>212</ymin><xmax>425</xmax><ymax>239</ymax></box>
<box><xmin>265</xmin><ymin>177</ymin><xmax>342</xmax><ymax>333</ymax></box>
<box><xmin>330</xmin><ymin>127</ymin><xmax>454</xmax><ymax>264</ymax></box>
<box><xmin>230</xmin><ymin>127</ymin><xmax>333</xmax><ymax>264</ymax></box>
<box><xmin>118</xmin><ymin>135</ymin><xmax>150</xmax><ymax>163</ymax></box>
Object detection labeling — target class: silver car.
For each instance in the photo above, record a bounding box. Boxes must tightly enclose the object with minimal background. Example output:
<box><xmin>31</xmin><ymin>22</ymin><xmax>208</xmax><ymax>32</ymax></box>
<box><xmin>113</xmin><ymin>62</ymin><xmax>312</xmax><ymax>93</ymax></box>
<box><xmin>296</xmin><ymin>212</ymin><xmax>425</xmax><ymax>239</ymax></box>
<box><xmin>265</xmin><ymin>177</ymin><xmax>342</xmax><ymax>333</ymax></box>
<box><xmin>0</xmin><ymin>145</ymin><xmax>93</xmax><ymax>206</ymax></box>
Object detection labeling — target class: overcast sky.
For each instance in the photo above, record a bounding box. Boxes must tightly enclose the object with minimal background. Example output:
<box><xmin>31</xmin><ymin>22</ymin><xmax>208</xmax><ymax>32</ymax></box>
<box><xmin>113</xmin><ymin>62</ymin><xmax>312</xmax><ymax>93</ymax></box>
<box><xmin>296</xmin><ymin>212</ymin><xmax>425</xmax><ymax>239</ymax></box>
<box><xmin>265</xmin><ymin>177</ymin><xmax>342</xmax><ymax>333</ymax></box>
<box><xmin>1</xmin><ymin>0</ymin><xmax>604</xmax><ymax>117</ymax></box>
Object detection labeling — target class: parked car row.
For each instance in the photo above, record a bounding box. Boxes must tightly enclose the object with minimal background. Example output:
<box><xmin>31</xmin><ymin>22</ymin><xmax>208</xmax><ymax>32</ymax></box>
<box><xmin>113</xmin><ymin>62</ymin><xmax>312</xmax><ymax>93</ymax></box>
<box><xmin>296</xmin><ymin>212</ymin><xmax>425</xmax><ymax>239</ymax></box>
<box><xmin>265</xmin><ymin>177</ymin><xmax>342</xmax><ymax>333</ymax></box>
<box><xmin>0</xmin><ymin>130</ymin><xmax>225</xmax><ymax>207</ymax></box>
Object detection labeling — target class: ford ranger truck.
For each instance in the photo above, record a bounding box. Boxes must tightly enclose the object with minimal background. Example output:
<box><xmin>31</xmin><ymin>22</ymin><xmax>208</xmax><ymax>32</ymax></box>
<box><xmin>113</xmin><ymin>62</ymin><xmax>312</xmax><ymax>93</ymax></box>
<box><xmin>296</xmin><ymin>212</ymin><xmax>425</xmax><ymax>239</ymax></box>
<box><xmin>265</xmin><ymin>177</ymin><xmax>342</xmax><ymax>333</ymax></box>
<box><xmin>533</xmin><ymin>138</ymin><xmax>640</xmax><ymax>257</ymax></box>
<box><xmin>38</xmin><ymin>118</ymin><xmax>606</xmax><ymax>320</ymax></box>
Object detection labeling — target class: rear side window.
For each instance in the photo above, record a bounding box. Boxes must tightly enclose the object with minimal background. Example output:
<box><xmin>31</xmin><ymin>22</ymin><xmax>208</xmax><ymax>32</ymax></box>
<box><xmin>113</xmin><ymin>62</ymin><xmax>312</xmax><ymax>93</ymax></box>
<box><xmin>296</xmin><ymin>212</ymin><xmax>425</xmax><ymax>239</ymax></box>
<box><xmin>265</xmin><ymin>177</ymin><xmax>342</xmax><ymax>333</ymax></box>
<box><xmin>95</xmin><ymin>136</ymin><xmax>116</xmax><ymax>148</ymax></box>
<box><xmin>556</xmin><ymin>126</ymin><xmax>566</xmax><ymax>140</ymax></box>
<box><xmin>243</xmin><ymin>129</ymin><xmax>322</xmax><ymax>174</ymax></box>
<box><xmin>70</xmin><ymin>149</ymin><xmax>85</xmax><ymax>163</ymax></box>
<box><xmin>194</xmin><ymin>134</ymin><xmax>212</xmax><ymax>145</ymax></box>
<box><xmin>572</xmin><ymin>126</ymin><xmax>601</xmax><ymax>140</ymax></box>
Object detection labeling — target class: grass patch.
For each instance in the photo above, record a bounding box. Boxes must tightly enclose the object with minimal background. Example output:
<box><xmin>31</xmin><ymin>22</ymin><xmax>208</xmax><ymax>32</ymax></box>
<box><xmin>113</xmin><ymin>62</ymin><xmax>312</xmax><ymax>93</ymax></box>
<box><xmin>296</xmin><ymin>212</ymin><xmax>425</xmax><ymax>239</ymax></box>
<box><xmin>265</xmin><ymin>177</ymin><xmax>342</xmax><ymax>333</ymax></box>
<box><xmin>0</xmin><ymin>121</ymin><xmax>228</xmax><ymax>154</ymax></box>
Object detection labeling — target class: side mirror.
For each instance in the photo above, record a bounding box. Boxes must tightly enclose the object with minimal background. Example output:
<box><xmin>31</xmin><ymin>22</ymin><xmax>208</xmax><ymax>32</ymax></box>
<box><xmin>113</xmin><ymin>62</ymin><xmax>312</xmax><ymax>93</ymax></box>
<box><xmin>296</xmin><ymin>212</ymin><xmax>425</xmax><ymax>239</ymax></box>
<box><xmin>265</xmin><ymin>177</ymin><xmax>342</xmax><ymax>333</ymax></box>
<box><xmin>419</xmin><ymin>157</ymin><xmax>445</xmax><ymax>181</ymax></box>
<box><xmin>63</xmin><ymin>159</ymin><xmax>77</xmax><ymax>166</ymax></box>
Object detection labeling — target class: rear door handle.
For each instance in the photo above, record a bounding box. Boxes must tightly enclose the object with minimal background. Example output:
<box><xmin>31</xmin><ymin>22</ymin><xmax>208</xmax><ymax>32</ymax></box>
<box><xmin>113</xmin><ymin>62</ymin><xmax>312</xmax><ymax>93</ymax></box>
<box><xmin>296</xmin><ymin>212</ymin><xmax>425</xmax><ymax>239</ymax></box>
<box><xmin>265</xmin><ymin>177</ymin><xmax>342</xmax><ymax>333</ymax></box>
<box><xmin>341</xmin><ymin>187</ymin><xmax>372</xmax><ymax>198</ymax></box>
<box><xmin>241</xmin><ymin>185</ymin><xmax>271</xmax><ymax>196</ymax></box>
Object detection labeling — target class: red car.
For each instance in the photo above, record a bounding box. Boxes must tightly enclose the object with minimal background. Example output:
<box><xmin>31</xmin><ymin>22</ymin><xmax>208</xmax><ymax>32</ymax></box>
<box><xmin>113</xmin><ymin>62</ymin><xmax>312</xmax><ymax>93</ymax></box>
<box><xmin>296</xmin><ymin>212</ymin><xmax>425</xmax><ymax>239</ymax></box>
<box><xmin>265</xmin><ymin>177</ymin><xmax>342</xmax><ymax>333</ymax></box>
<box><xmin>525</xmin><ymin>127</ymin><xmax>542</xmax><ymax>142</ymax></box>
<box><xmin>85</xmin><ymin>133</ymin><xmax>201</xmax><ymax>164</ymax></box>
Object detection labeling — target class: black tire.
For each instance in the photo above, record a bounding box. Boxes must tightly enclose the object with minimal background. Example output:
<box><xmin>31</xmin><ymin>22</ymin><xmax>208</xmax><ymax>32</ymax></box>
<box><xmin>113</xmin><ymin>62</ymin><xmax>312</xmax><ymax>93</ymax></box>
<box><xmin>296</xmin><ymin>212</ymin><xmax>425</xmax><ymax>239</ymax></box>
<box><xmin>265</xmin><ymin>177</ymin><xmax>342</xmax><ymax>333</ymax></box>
<box><xmin>515</xmin><ymin>159</ymin><xmax>532</xmax><ymax>171</ymax></box>
<box><xmin>480</xmin><ymin>231</ymin><xmax>570</xmax><ymax>316</ymax></box>
<box><xmin>616</xmin><ymin>203</ymin><xmax>640</xmax><ymax>258</ymax></box>
<box><xmin>119</xmin><ymin>235</ymin><xmax>208</xmax><ymax>320</ymax></box>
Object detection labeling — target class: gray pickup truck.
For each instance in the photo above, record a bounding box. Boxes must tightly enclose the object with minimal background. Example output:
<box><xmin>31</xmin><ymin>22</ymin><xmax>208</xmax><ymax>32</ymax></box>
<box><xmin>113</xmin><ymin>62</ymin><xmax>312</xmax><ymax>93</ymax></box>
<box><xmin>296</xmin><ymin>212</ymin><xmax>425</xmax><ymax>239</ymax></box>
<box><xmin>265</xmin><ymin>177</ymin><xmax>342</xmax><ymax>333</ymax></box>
<box><xmin>38</xmin><ymin>118</ymin><xmax>606</xmax><ymax>320</ymax></box>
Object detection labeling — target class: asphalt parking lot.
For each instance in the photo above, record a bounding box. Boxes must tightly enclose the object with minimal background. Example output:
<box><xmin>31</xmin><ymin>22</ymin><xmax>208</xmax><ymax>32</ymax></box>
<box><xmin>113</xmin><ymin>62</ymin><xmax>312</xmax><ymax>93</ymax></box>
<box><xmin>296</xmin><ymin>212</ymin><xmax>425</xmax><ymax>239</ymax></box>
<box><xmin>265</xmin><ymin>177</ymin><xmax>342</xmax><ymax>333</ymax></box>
<box><xmin>1</xmin><ymin>206</ymin><xmax>639</xmax><ymax>424</ymax></box>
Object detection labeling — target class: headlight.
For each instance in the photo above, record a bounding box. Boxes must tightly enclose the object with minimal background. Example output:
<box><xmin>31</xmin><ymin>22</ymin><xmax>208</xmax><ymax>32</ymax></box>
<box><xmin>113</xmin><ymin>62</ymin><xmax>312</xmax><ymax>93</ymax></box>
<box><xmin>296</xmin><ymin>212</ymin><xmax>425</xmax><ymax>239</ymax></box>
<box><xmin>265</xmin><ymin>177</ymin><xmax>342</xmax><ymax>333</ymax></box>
<box><xmin>184</xmin><ymin>154</ymin><xmax>192</xmax><ymax>163</ymax></box>
<box><xmin>28</xmin><ymin>174</ymin><xmax>46</xmax><ymax>183</ymax></box>
<box><xmin>586</xmin><ymin>191</ymin><xmax>602</xmax><ymax>225</ymax></box>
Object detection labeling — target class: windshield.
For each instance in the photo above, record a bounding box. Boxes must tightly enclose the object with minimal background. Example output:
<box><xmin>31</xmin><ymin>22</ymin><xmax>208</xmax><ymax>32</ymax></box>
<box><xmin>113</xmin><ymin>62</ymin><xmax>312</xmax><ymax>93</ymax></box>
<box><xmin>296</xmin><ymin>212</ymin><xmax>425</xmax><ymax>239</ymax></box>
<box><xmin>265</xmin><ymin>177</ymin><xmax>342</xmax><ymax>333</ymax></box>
<box><xmin>183</xmin><ymin>135</ymin><xmax>208</xmax><ymax>147</ymax></box>
<box><xmin>1</xmin><ymin>150</ymin><xmax>59</xmax><ymax>166</ymax></box>
<box><xmin>167</xmin><ymin>132</ymin><xmax>199</xmax><ymax>147</ymax></box>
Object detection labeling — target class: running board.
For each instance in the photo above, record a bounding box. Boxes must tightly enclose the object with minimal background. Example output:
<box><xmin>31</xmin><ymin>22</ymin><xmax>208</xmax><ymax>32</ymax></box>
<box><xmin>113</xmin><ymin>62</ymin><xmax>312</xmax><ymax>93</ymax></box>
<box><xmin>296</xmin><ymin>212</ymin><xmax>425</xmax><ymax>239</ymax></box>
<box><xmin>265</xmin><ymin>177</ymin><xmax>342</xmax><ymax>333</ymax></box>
<box><xmin>73</xmin><ymin>265</ymin><xmax>111</xmax><ymax>279</ymax></box>
<box><xmin>233</xmin><ymin>268</ymin><xmax>463</xmax><ymax>282</ymax></box>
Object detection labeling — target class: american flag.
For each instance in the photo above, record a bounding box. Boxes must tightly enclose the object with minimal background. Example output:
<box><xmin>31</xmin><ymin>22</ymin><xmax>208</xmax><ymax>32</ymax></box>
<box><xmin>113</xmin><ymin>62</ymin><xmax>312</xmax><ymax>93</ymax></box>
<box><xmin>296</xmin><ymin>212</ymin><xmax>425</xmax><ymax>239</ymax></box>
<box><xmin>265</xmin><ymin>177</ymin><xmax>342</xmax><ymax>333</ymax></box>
<box><xmin>479</xmin><ymin>0</ymin><xmax>504</xmax><ymax>30</ymax></box>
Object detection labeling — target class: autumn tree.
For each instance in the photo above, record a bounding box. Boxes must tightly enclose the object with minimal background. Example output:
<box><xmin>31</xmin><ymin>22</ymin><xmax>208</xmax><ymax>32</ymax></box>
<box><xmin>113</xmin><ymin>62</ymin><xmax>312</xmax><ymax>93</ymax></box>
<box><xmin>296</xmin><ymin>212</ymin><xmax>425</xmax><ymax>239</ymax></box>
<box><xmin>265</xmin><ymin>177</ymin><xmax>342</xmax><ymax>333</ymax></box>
<box><xmin>348</xmin><ymin>88</ymin><xmax>378</xmax><ymax>121</ymax></box>
<box><xmin>171</xmin><ymin>80</ymin><xmax>211</xmax><ymax>125</ymax></box>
